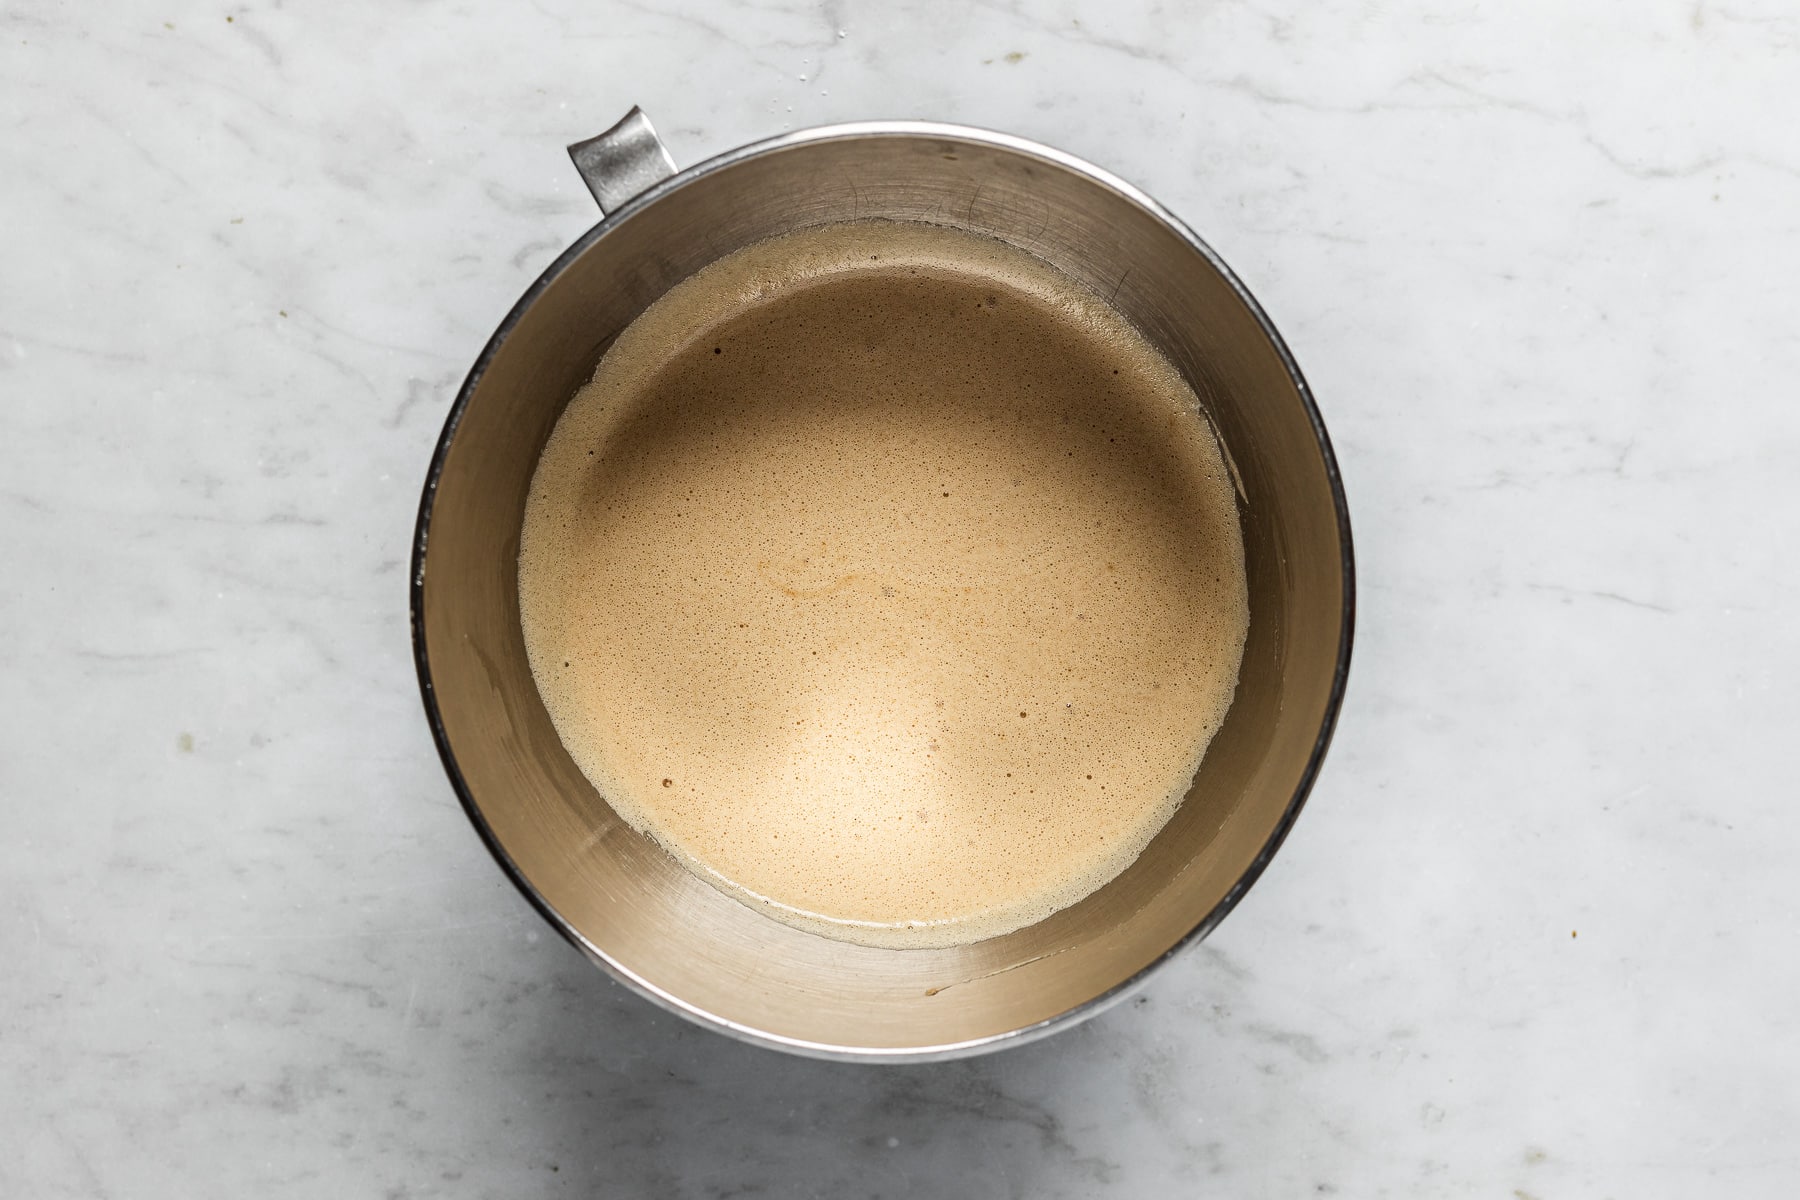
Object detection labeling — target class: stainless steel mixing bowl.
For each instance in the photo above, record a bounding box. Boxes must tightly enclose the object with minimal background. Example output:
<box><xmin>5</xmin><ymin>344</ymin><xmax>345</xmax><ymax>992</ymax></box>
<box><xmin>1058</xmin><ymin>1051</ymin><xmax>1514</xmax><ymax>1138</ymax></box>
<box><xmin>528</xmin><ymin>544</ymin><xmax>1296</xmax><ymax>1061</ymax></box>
<box><xmin>412</xmin><ymin>108</ymin><xmax>1353</xmax><ymax>1061</ymax></box>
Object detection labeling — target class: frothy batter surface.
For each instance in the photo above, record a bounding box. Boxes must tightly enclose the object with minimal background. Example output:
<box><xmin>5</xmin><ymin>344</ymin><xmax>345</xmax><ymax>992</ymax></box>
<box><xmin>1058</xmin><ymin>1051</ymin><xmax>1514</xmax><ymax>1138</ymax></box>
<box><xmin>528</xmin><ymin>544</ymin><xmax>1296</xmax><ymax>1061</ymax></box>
<box><xmin>518</xmin><ymin>221</ymin><xmax>1247</xmax><ymax>948</ymax></box>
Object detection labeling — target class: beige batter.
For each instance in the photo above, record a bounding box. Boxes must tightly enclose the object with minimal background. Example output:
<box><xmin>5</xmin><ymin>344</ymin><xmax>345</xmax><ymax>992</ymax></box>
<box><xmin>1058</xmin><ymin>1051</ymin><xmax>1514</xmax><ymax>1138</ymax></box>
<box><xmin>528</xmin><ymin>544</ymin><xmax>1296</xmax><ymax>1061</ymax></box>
<box><xmin>518</xmin><ymin>221</ymin><xmax>1248</xmax><ymax>949</ymax></box>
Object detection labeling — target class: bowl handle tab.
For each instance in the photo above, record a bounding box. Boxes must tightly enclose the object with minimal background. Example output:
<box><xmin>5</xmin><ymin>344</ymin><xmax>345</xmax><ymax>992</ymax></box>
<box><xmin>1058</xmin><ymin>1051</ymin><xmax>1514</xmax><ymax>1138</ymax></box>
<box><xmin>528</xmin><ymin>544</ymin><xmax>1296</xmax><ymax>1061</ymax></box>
<box><xmin>567</xmin><ymin>107</ymin><xmax>678</xmax><ymax>216</ymax></box>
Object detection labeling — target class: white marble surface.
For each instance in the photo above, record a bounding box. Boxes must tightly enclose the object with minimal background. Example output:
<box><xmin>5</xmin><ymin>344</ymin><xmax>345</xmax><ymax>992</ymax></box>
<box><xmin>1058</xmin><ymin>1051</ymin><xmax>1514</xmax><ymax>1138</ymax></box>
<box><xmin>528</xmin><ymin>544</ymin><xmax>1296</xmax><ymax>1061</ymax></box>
<box><xmin>4</xmin><ymin>0</ymin><xmax>1798</xmax><ymax>1194</ymax></box>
